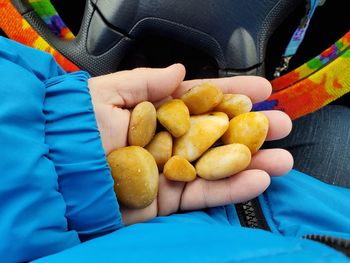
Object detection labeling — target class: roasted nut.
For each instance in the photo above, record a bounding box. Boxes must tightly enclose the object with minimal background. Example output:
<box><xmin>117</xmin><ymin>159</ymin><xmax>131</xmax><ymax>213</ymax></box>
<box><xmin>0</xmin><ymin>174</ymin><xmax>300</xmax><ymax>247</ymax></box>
<box><xmin>196</xmin><ymin>144</ymin><xmax>251</xmax><ymax>180</ymax></box>
<box><xmin>145</xmin><ymin>131</ymin><xmax>173</xmax><ymax>171</ymax></box>
<box><xmin>163</xmin><ymin>156</ymin><xmax>196</xmax><ymax>182</ymax></box>
<box><xmin>173</xmin><ymin>112</ymin><xmax>229</xmax><ymax>162</ymax></box>
<box><xmin>221</xmin><ymin>112</ymin><xmax>269</xmax><ymax>154</ymax></box>
<box><xmin>157</xmin><ymin>99</ymin><xmax>190</xmax><ymax>138</ymax></box>
<box><xmin>128</xmin><ymin>101</ymin><xmax>157</xmax><ymax>147</ymax></box>
<box><xmin>107</xmin><ymin>146</ymin><xmax>159</xmax><ymax>209</ymax></box>
<box><xmin>181</xmin><ymin>83</ymin><xmax>223</xmax><ymax>114</ymax></box>
<box><xmin>214</xmin><ymin>94</ymin><xmax>252</xmax><ymax>119</ymax></box>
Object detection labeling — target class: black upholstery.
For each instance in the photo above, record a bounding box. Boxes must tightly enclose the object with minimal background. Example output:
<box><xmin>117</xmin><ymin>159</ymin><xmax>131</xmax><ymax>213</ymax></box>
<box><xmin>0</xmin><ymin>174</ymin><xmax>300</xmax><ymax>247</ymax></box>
<box><xmin>11</xmin><ymin>0</ymin><xmax>302</xmax><ymax>76</ymax></box>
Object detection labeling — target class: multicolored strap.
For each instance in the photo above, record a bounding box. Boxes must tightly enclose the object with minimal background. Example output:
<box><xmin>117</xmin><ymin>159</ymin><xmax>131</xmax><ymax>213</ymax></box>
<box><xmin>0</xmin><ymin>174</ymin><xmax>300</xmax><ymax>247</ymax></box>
<box><xmin>272</xmin><ymin>31</ymin><xmax>350</xmax><ymax>91</ymax></box>
<box><xmin>28</xmin><ymin>0</ymin><xmax>74</xmax><ymax>40</ymax></box>
<box><xmin>253</xmin><ymin>32</ymin><xmax>350</xmax><ymax>120</ymax></box>
<box><xmin>274</xmin><ymin>0</ymin><xmax>323</xmax><ymax>78</ymax></box>
<box><xmin>0</xmin><ymin>0</ymin><xmax>78</xmax><ymax>72</ymax></box>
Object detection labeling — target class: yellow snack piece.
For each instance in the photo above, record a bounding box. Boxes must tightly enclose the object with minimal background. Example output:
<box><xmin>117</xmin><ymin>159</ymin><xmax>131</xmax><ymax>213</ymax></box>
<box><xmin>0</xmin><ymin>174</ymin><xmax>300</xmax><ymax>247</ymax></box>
<box><xmin>214</xmin><ymin>94</ymin><xmax>252</xmax><ymax>119</ymax></box>
<box><xmin>157</xmin><ymin>99</ymin><xmax>190</xmax><ymax>138</ymax></box>
<box><xmin>128</xmin><ymin>101</ymin><xmax>157</xmax><ymax>147</ymax></box>
<box><xmin>196</xmin><ymin>144</ymin><xmax>251</xmax><ymax>180</ymax></box>
<box><xmin>107</xmin><ymin>146</ymin><xmax>159</xmax><ymax>209</ymax></box>
<box><xmin>221</xmin><ymin>112</ymin><xmax>269</xmax><ymax>154</ymax></box>
<box><xmin>173</xmin><ymin>112</ymin><xmax>229</xmax><ymax>162</ymax></box>
<box><xmin>145</xmin><ymin>131</ymin><xmax>173</xmax><ymax>171</ymax></box>
<box><xmin>163</xmin><ymin>155</ymin><xmax>196</xmax><ymax>182</ymax></box>
<box><xmin>181</xmin><ymin>83</ymin><xmax>223</xmax><ymax>115</ymax></box>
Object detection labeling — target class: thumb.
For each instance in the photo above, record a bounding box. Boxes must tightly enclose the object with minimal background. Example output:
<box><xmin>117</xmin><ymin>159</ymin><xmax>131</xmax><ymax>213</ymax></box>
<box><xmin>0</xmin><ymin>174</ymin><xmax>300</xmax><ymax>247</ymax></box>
<box><xmin>114</xmin><ymin>64</ymin><xmax>186</xmax><ymax>107</ymax></box>
<box><xmin>126</xmin><ymin>63</ymin><xmax>186</xmax><ymax>107</ymax></box>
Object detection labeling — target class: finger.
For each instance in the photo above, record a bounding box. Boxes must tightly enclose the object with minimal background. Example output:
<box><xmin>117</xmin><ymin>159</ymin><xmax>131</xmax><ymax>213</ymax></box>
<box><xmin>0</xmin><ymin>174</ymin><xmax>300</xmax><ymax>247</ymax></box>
<box><xmin>157</xmin><ymin>174</ymin><xmax>186</xmax><ymax>216</ymax></box>
<box><xmin>180</xmin><ymin>170</ymin><xmax>270</xmax><ymax>211</ymax></box>
<box><xmin>249</xmin><ymin>149</ymin><xmax>294</xmax><ymax>176</ymax></box>
<box><xmin>173</xmin><ymin>76</ymin><xmax>272</xmax><ymax>103</ymax></box>
<box><xmin>121</xmin><ymin>199</ymin><xmax>157</xmax><ymax>226</ymax></box>
<box><xmin>263</xmin><ymin>110</ymin><xmax>292</xmax><ymax>140</ymax></box>
<box><xmin>115</xmin><ymin>64</ymin><xmax>186</xmax><ymax>107</ymax></box>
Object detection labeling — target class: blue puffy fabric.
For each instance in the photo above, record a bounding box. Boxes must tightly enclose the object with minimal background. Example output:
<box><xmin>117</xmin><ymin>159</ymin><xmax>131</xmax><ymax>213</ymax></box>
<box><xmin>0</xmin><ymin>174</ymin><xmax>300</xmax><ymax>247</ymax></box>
<box><xmin>0</xmin><ymin>37</ymin><xmax>122</xmax><ymax>262</ymax></box>
<box><xmin>44</xmin><ymin>71</ymin><xmax>122</xmax><ymax>238</ymax></box>
<box><xmin>260</xmin><ymin>169</ymin><xmax>350</xmax><ymax>238</ymax></box>
<box><xmin>35</xmin><ymin>171</ymin><xmax>350</xmax><ymax>262</ymax></box>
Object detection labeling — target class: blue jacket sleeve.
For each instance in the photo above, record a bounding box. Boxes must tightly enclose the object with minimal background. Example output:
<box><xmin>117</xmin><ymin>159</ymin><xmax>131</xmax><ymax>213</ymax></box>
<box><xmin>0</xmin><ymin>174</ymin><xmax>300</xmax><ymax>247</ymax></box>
<box><xmin>0</xmin><ymin>37</ymin><xmax>80</xmax><ymax>262</ymax></box>
<box><xmin>0</xmin><ymin>37</ymin><xmax>122</xmax><ymax>261</ymax></box>
<box><xmin>44</xmin><ymin>71</ymin><xmax>123</xmax><ymax>239</ymax></box>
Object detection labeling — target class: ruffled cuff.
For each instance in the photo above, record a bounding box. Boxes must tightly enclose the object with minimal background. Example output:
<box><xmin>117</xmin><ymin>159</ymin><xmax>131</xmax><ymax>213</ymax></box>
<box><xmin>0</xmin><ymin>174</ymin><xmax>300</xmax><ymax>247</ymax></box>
<box><xmin>44</xmin><ymin>71</ymin><xmax>123</xmax><ymax>239</ymax></box>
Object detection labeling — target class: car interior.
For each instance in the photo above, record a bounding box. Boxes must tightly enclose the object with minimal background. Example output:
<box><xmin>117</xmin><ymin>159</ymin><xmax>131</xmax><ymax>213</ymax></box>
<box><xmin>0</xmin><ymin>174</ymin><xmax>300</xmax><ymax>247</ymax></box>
<box><xmin>5</xmin><ymin>0</ymin><xmax>348</xmax><ymax>82</ymax></box>
<box><xmin>34</xmin><ymin>0</ymin><xmax>349</xmax><ymax>81</ymax></box>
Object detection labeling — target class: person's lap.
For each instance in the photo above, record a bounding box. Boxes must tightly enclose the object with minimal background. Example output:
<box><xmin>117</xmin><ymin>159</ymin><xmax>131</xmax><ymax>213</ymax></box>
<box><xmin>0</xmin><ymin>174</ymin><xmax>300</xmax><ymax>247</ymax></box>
<box><xmin>264</xmin><ymin>105</ymin><xmax>350</xmax><ymax>188</ymax></box>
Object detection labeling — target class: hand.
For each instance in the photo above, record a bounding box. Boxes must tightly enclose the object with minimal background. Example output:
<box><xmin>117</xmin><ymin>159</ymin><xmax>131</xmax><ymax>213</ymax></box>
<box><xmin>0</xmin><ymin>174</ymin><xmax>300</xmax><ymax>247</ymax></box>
<box><xmin>88</xmin><ymin>64</ymin><xmax>187</xmax><ymax>155</ymax></box>
<box><xmin>88</xmin><ymin>64</ymin><xmax>293</xmax><ymax>225</ymax></box>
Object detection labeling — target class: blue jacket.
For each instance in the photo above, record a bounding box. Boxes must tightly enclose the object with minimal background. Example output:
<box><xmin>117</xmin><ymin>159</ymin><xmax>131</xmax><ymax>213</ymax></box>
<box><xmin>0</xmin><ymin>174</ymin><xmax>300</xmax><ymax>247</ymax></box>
<box><xmin>0</xmin><ymin>37</ymin><xmax>349</xmax><ymax>262</ymax></box>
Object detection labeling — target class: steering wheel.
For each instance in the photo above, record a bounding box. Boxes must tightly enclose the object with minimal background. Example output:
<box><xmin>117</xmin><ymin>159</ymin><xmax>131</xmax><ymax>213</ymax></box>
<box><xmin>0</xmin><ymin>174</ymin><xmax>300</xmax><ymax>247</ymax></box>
<box><xmin>11</xmin><ymin>0</ymin><xmax>303</xmax><ymax>77</ymax></box>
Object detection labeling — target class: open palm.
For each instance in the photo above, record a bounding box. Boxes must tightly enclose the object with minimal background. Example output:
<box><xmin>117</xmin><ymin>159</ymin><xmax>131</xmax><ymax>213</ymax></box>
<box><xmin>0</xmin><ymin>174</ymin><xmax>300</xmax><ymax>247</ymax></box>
<box><xmin>88</xmin><ymin>64</ymin><xmax>293</xmax><ymax>225</ymax></box>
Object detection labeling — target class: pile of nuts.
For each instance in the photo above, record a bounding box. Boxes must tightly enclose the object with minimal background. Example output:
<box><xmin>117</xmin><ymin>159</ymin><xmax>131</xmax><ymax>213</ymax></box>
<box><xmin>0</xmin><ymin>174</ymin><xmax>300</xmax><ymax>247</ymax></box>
<box><xmin>107</xmin><ymin>83</ymin><xmax>269</xmax><ymax>209</ymax></box>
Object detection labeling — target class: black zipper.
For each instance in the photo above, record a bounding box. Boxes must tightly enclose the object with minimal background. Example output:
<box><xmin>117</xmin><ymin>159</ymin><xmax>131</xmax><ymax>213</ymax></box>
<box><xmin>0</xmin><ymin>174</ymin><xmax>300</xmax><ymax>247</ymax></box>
<box><xmin>304</xmin><ymin>234</ymin><xmax>350</xmax><ymax>257</ymax></box>
<box><xmin>235</xmin><ymin>199</ymin><xmax>350</xmax><ymax>257</ymax></box>
<box><xmin>235</xmin><ymin>198</ymin><xmax>270</xmax><ymax>231</ymax></box>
